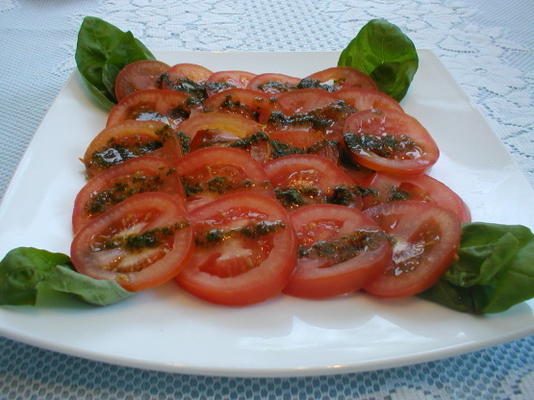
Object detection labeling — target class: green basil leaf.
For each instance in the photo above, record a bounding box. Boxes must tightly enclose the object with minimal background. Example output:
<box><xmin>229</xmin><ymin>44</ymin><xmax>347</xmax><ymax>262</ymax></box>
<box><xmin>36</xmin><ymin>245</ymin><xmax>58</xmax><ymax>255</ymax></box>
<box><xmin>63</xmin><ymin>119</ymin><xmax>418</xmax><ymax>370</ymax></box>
<box><xmin>419</xmin><ymin>223</ymin><xmax>534</xmax><ymax>314</ymax></box>
<box><xmin>39</xmin><ymin>265</ymin><xmax>133</xmax><ymax>306</ymax></box>
<box><xmin>75</xmin><ymin>16</ymin><xmax>154</xmax><ymax>106</ymax></box>
<box><xmin>101</xmin><ymin>31</ymin><xmax>155</xmax><ymax>99</ymax></box>
<box><xmin>78</xmin><ymin>74</ymin><xmax>116</xmax><ymax>110</ymax></box>
<box><xmin>0</xmin><ymin>247</ymin><xmax>133</xmax><ymax>306</ymax></box>
<box><xmin>0</xmin><ymin>248</ymin><xmax>70</xmax><ymax>305</ymax></box>
<box><xmin>338</xmin><ymin>18</ymin><xmax>418</xmax><ymax>101</ymax></box>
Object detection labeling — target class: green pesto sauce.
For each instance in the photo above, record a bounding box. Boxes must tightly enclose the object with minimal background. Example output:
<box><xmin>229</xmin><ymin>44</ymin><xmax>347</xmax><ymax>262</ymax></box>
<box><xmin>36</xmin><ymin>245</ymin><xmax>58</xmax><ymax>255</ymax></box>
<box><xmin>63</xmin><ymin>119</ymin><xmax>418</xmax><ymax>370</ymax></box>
<box><xmin>328</xmin><ymin>185</ymin><xmax>377</xmax><ymax>206</ymax></box>
<box><xmin>90</xmin><ymin>140</ymin><xmax>163</xmax><ymax>169</ymax></box>
<box><xmin>344</xmin><ymin>132</ymin><xmax>418</xmax><ymax>159</ymax></box>
<box><xmin>100</xmin><ymin>221</ymin><xmax>189</xmax><ymax>252</ymax></box>
<box><xmin>298</xmin><ymin>230</ymin><xmax>385</xmax><ymax>264</ymax></box>
<box><xmin>195</xmin><ymin>220</ymin><xmax>286</xmax><ymax>247</ymax></box>
<box><xmin>274</xmin><ymin>186</ymin><xmax>321</xmax><ymax>208</ymax></box>
<box><xmin>86</xmin><ymin>171</ymin><xmax>172</xmax><ymax>215</ymax></box>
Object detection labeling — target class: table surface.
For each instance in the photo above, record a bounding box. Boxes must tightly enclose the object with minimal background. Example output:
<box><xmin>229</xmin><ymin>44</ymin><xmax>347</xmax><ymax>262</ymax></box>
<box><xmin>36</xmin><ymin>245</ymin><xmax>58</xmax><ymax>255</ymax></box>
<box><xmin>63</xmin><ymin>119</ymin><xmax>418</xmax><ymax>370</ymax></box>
<box><xmin>0</xmin><ymin>0</ymin><xmax>533</xmax><ymax>399</ymax></box>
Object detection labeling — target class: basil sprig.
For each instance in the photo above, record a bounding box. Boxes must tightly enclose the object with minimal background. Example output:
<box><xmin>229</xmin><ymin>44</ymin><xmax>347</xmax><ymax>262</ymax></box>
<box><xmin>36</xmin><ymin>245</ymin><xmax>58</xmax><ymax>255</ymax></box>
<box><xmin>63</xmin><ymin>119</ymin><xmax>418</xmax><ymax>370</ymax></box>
<box><xmin>338</xmin><ymin>18</ymin><xmax>418</xmax><ymax>101</ymax></box>
<box><xmin>75</xmin><ymin>16</ymin><xmax>155</xmax><ymax>109</ymax></box>
<box><xmin>0</xmin><ymin>247</ymin><xmax>133</xmax><ymax>306</ymax></box>
<box><xmin>420</xmin><ymin>223</ymin><xmax>534</xmax><ymax>314</ymax></box>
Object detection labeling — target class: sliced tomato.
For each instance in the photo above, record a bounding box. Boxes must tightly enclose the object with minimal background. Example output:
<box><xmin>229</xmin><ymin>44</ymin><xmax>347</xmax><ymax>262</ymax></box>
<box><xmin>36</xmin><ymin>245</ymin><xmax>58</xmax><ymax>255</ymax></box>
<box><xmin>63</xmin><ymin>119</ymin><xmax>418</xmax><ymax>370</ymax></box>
<box><xmin>268</xmin><ymin>129</ymin><xmax>340</xmax><ymax>164</ymax></box>
<box><xmin>205</xmin><ymin>70</ymin><xmax>257</xmax><ymax>96</ymax></box>
<box><xmin>276</xmin><ymin>88</ymin><xmax>340</xmax><ymax>115</ymax></box>
<box><xmin>269</xmin><ymin>89</ymin><xmax>354</xmax><ymax>139</ymax></box>
<box><xmin>72</xmin><ymin>157</ymin><xmax>185</xmax><ymax>233</ymax></box>
<box><xmin>246</xmin><ymin>73</ymin><xmax>301</xmax><ymax>95</ymax></box>
<box><xmin>114</xmin><ymin>60</ymin><xmax>170</xmax><ymax>102</ymax></box>
<box><xmin>71</xmin><ymin>192</ymin><xmax>193</xmax><ymax>292</ymax></box>
<box><xmin>335</xmin><ymin>88</ymin><xmax>403</xmax><ymax>113</ymax></box>
<box><xmin>363</xmin><ymin>201</ymin><xmax>461</xmax><ymax>297</ymax></box>
<box><xmin>305</xmin><ymin>67</ymin><xmax>378</xmax><ymax>91</ymax></box>
<box><xmin>264</xmin><ymin>154</ymin><xmax>362</xmax><ymax>208</ymax></box>
<box><xmin>284</xmin><ymin>204</ymin><xmax>391</xmax><ymax>299</ymax></box>
<box><xmin>203</xmin><ymin>88</ymin><xmax>275</xmax><ymax>124</ymax></box>
<box><xmin>82</xmin><ymin>121</ymin><xmax>183</xmax><ymax>178</ymax></box>
<box><xmin>178</xmin><ymin>112</ymin><xmax>271</xmax><ymax>162</ymax></box>
<box><xmin>175</xmin><ymin>147</ymin><xmax>273</xmax><ymax>211</ymax></box>
<box><xmin>176</xmin><ymin>192</ymin><xmax>297</xmax><ymax>306</ymax></box>
<box><xmin>343</xmin><ymin>109</ymin><xmax>439</xmax><ymax>175</ymax></box>
<box><xmin>107</xmin><ymin>89</ymin><xmax>190</xmax><ymax>129</ymax></box>
<box><xmin>362</xmin><ymin>172</ymin><xmax>471</xmax><ymax>222</ymax></box>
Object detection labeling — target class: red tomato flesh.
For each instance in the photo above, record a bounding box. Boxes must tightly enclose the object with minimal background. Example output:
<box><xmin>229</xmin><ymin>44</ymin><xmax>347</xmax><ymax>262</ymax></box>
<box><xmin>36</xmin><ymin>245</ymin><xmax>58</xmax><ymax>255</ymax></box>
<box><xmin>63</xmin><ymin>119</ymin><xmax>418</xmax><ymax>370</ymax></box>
<box><xmin>284</xmin><ymin>204</ymin><xmax>392</xmax><ymax>298</ymax></box>
<box><xmin>363</xmin><ymin>201</ymin><xmax>461</xmax><ymax>297</ymax></box>
<box><xmin>363</xmin><ymin>172</ymin><xmax>471</xmax><ymax>223</ymax></box>
<box><xmin>71</xmin><ymin>192</ymin><xmax>193</xmax><ymax>292</ymax></box>
<box><xmin>72</xmin><ymin>157</ymin><xmax>185</xmax><ymax>233</ymax></box>
<box><xmin>175</xmin><ymin>147</ymin><xmax>273</xmax><ymax>211</ymax></box>
<box><xmin>343</xmin><ymin>109</ymin><xmax>439</xmax><ymax>175</ymax></box>
<box><xmin>176</xmin><ymin>192</ymin><xmax>297</xmax><ymax>306</ymax></box>
<box><xmin>82</xmin><ymin>120</ymin><xmax>183</xmax><ymax>178</ymax></box>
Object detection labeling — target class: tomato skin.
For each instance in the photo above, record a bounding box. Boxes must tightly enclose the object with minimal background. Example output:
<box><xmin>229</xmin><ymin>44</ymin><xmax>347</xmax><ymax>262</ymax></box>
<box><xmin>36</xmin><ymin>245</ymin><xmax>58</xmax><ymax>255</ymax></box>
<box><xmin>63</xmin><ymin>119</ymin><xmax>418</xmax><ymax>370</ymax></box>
<box><xmin>363</xmin><ymin>172</ymin><xmax>471</xmax><ymax>223</ymax></box>
<box><xmin>175</xmin><ymin>147</ymin><xmax>273</xmax><ymax>211</ymax></box>
<box><xmin>363</xmin><ymin>201</ymin><xmax>461</xmax><ymax>297</ymax></box>
<box><xmin>343</xmin><ymin>109</ymin><xmax>439</xmax><ymax>175</ymax></box>
<box><xmin>203</xmin><ymin>88</ymin><xmax>275</xmax><ymax>124</ymax></box>
<box><xmin>114</xmin><ymin>60</ymin><xmax>170</xmax><ymax>101</ymax></box>
<box><xmin>246</xmin><ymin>73</ymin><xmax>301</xmax><ymax>95</ymax></box>
<box><xmin>82</xmin><ymin>120</ymin><xmax>183</xmax><ymax>178</ymax></box>
<box><xmin>335</xmin><ymin>88</ymin><xmax>403</xmax><ymax>113</ymax></box>
<box><xmin>305</xmin><ymin>67</ymin><xmax>378</xmax><ymax>91</ymax></box>
<box><xmin>107</xmin><ymin>89</ymin><xmax>190</xmax><ymax>129</ymax></box>
<box><xmin>176</xmin><ymin>192</ymin><xmax>297</xmax><ymax>306</ymax></box>
<box><xmin>284</xmin><ymin>204</ymin><xmax>392</xmax><ymax>299</ymax></box>
<box><xmin>71</xmin><ymin>192</ymin><xmax>193</xmax><ymax>292</ymax></box>
<box><xmin>205</xmin><ymin>70</ymin><xmax>257</xmax><ymax>96</ymax></box>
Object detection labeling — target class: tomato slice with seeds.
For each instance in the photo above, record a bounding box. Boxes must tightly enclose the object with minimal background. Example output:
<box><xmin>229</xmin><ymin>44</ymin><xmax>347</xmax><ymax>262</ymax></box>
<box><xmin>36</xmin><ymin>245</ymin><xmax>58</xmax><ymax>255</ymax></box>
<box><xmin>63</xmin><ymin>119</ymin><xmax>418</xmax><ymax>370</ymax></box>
<box><xmin>363</xmin><ymin>201</ymin><xmax>461</xmax><ymax>297</ymax></box>
<box><xmin>72</xmin><ymin>157</ymin><xmax>185</xmax><ymax>233</ymax></box>
<box><xmin>82</xmin><ymin>121</ymin><xmax>183</xmax><ymax>178</ymax></box>
<box><xmin>264</xmin><ymin>154</ymin><xmax>361</xmax><ymax>209</ymax></box>
<box><xmin>362</xmin><ymin>172</ymin><xmax>471</xmax><ymax>223</ymax></box>
<box><xmin>335</xmin><ymin>88</ymin><xmax>403</xmax><ymax>113</ymax></box>
<box><xmin>305</xmin><ymin>67</ymin><xmax>378</xmax><ymax>91</ymax></box>
<box><xmin>114</xmin><ymin>60</ymin><xmax>170</xmax><ymax>102</ymax></box>
<box><xmin>343</xmin><ymin>109</ymin><xmax>439</xmax><ymax>175</ymax></box>
<box><xmin>71</xmin><ymin>192</ymin><xmax>193</xmax><ymax>292</ymax></box>
<box><xmin>284</xmin><ymin>204</ymin><xmax>392</xmax><ymax>299</ymax></box>
<box><xmin>205</xmin><ymin>70</ymin><xmax>257</xmax><ymax>96</ymax></box>
<box><xmin>203</xmin><ymin>88</ymin><xmax>275</xmax><ymax>124</ymax></box>
<box><xmin>246</xmin><ymin>73</ymin><xmax>301</xmax><ymax>95</ymax></box>
<box><xmin>175</xmin><ymin>147</ymin><xmax>273</xmax><ymax>211</ymax></box>
<box><xmin>176</xmin><ymin>192</ymin><xmax>297</xmax><ymax>306</ymax></box>
<box><xmin>107</xmin><ymin>89</ymin><xmax>190</xmax><ymax>129</ymax></box>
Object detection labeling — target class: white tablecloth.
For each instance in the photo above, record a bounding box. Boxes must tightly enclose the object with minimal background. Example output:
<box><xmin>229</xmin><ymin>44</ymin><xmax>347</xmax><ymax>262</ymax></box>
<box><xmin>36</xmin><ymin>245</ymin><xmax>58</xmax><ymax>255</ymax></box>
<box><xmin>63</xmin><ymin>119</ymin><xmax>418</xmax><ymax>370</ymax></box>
<box><xmin>0</xmin><ymin>1</ymin><xmax>532</xmax><ymax>399</ymax></box>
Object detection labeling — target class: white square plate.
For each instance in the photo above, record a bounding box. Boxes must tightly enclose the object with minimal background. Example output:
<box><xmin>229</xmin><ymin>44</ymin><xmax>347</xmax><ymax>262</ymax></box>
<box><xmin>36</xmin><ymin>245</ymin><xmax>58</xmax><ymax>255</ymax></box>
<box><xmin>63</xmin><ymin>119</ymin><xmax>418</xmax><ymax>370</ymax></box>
<box><xmin>0</xmin><ymin>50</ymin><xmax>533</xmax><ymax>377</ymax></box>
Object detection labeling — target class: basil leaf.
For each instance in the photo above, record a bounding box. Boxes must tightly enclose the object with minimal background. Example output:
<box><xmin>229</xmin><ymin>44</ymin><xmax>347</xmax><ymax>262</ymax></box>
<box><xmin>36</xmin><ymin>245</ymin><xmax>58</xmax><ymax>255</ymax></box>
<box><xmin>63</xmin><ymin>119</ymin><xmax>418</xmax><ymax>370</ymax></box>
<box><xmin>0</xmin><ymin>247</ymin><xmax>133</xmax><ymax>306</ymax></box>
<box><xmin>40</xmin><ymin>265</ymin><xmax>133</xmax><ymax>306</ymax></box>
<box><xmin>419</xmin><ymin>223</ymin><xmax>534</xmax><ymax>314</ymax></box>
<box><xmin>75</xmin><ymin>16</ymin><xmax>154</xmax><ymax>108</ymax></box>
<box><xmin>338</xmin><ymin>18</ymin><xmax>418</xmax><ymax>101</ymax></box>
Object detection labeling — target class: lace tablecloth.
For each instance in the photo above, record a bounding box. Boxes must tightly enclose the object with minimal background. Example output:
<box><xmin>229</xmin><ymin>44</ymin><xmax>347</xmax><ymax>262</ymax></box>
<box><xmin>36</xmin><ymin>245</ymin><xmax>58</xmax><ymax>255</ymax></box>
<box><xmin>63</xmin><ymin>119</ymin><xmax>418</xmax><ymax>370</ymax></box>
<box><xmin>0</xmin><ymin>0</ymin><xmax>532</xmax><ymax>399</ymax></box>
